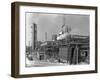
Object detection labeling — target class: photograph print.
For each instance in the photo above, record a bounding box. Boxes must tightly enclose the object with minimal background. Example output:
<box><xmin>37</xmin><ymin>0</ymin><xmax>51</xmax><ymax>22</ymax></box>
<box><xmin>11</xmin><ymin>2</ymin><xmax>97</xmax><ymax>78</ymax></box>
<box><xmin>25</xmin><ymin>13</ymin><xmax>90</xmax><ymax>67</ymax></box>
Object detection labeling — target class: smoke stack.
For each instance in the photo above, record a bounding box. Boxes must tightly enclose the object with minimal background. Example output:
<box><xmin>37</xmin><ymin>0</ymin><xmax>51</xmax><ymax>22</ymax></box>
<box><xmin>45</xmin><ymin>32</ymin><xmax>47</xmax><ymax>41</ymax></box>
<box><xmin>32</xmin><ymin>23</ymin><xmax>37</xmax><ymax>51</ymax></box>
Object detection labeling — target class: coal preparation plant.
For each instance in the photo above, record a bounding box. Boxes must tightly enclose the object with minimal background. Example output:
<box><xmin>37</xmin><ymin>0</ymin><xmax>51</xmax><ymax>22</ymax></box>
<box><xmin>26</xmin><ymin>23</ymin><xmax>89</xmax><ymax>66</ymax></box>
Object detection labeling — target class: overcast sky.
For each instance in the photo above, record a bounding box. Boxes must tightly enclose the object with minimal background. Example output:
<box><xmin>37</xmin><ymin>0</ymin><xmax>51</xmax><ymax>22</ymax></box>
<box><xmin>26</xmin><ymin>13</ymin><xmax>89</xmax><ymax>45</ymax></box>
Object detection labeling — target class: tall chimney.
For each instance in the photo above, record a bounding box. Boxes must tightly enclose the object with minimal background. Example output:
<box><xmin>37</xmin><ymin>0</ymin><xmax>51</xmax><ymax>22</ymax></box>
<box><xmin>32</xmin><ymin>23</ymin><xmax>37</xmax><ymax>51</ymax></box>
<box><xmin>45</xmin><ymin>32</ymin><xmax>47</xmax><ymax>41</ymax></box>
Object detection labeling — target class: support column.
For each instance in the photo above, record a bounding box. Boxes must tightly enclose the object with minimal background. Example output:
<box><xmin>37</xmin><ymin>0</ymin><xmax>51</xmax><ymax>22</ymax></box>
<box><xmin>72</xmin><ymin>45</ymin><xmax>79</xmax><ymax>64</ymax></box>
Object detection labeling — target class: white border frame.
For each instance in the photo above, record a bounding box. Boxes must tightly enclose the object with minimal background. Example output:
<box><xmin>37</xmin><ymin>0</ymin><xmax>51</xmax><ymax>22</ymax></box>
<box><xmin>19</xmin><ymin>5</ymin><xmax>95</xmax><ymax>74</ymax></box>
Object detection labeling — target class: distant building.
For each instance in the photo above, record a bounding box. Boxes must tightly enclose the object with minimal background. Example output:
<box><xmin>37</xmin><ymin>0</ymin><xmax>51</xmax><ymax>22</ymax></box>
<box><xmin>52</xmin><ymin>34</ymin><xmax>57</xmax><ymax>41</ymax></box>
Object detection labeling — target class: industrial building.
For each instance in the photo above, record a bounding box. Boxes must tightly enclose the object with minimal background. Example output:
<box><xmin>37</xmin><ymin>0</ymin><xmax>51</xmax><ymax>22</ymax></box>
<box><xmin>26</xmin><ymin>23</ymin><xmax>89</xmax><ymax>65</ymax></box>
